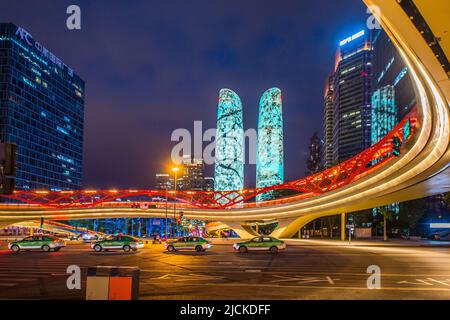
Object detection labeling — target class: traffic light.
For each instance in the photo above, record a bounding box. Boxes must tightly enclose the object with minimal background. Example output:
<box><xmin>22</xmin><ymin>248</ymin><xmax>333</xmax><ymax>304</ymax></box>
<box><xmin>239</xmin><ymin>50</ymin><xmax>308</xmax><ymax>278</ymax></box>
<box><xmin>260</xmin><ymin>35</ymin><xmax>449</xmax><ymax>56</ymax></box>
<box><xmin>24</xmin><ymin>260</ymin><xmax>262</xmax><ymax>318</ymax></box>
<box><xmin>177</xmin><ymin>212</ymin><xmax>184</xmax><ymax>225</ymax></box>
<box><xmin>392</xmin><ymin>136</ymin><xmax>401</xmax><ymax>157</ymax></box>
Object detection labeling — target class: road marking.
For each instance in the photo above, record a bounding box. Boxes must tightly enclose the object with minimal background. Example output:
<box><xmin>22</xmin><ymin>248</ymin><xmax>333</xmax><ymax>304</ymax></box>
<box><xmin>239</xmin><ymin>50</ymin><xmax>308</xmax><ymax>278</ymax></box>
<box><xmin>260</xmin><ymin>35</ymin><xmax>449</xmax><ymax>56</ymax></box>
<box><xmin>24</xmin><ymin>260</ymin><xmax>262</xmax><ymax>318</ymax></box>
<box><xmin>151</xmin><ymin>273</ymin><xmax>224</xmax><ymax>282</ymax></box>
<box><xmin>426</xmin><ymin>278</ymin><xmax>450</xmax><ymax>286</ymax></box>
<box><xmin>245</xmin><ymin>269</ymin><xmax>261</xmax><ymax>273</ymax></box>
<box><xmin>218</xmin><ymin>262</ymin><xmax>232</xmax><ymax>265</ymax></box>
<box><xmin>270</xmin><ymin>275</ymin><xmax>340</xmax><ymax>285</ymax></box>
<box><xmin>201</xmin><ymin>282</ymin><xmax>450</xmax><ymax>292</ymax></box>
<box><xmin>397</xmin><ymin>278</ymin><xmax>450</xmax><ymax>286</ymax></box>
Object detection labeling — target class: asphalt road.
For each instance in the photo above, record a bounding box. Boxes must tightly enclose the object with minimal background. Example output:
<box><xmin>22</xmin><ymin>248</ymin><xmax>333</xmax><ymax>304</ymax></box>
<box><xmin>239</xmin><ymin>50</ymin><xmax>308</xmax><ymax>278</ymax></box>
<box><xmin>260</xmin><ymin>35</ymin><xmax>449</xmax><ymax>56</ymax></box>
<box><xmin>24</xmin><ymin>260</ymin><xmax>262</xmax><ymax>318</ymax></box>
<box><xmin>0</xmin><ymin>239</ymin><xmax>450</xmax><ymax>299</ymax></box>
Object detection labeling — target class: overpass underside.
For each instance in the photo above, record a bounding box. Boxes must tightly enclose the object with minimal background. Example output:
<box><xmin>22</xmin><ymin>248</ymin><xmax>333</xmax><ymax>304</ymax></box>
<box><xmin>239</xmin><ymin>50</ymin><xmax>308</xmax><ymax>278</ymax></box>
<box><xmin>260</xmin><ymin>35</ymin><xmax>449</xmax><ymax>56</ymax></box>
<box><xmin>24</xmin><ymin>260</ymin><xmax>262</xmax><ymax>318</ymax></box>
<box><xmin>0</xmin><ymin>0</ymin><xmax>449</xmax><ymax>239</ymax></box>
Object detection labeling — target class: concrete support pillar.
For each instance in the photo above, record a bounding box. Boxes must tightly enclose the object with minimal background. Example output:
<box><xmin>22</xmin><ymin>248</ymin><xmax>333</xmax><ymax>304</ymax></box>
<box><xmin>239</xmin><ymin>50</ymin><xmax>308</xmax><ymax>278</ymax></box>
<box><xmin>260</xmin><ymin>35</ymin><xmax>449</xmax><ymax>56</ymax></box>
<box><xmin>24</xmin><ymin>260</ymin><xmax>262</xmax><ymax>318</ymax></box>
<box><xmin>341</xmin><ymin>212</ymin><xmax>346</xmax><ymax>241</ymax></box>
<box><xmin>270</xmin><ymin>217</ymin><xmax>299</xmax><ymax>239</ymax></box>
<box><xmin>222</xmin><ymin>221</ymin><xmax>257</xmax><ymax>239</ymax></box>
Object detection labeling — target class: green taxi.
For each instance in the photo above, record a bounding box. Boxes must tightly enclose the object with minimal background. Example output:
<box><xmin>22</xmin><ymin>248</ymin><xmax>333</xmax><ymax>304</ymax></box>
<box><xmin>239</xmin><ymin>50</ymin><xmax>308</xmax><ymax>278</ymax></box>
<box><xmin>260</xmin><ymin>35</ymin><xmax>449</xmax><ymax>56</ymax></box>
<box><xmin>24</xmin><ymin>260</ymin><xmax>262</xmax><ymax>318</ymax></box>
<box><xmin>233</xmin><ymin>236</ymin><xmax>286</xmax><ymax>253</ymax></box>
<box><xmin>8</xmin><ymin>235</ymin><xmax>66</xmax><ymax>252</ymax></box>
<box><xmin>164</xmin><ymin>236</ymin><xmax>213</xmax><ymax>252</ymax></box>
<box><xmin>91</xmin><ymin>235</ymin><xmax>144</xmax><ymax>252</ymax></box>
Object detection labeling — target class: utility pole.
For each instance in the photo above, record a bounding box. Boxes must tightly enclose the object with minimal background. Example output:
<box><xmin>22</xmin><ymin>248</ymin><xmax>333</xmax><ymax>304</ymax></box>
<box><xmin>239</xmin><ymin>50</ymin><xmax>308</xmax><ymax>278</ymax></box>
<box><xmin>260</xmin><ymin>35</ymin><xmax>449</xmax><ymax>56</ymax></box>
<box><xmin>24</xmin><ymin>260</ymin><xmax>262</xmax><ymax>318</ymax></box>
<box><xmin>172</xmin><ymin>167</ymin><xmax>179</xmax><ymax>238</ymax></box>
<box><xmin>165</xmin><ymin>187</ymin><xmax>168</xmax><ymax>239</ymax></box>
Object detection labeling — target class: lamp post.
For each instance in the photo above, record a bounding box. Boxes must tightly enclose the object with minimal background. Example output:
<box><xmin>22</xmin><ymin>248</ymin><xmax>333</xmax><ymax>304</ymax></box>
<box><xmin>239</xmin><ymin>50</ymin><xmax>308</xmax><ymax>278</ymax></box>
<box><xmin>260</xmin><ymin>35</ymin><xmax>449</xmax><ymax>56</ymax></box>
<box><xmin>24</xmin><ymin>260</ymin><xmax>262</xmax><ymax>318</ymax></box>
<box><xmin>165</xmin><ymin>185</ymin><xmax>168</xmax><ymax>239</ymax></box>
<box><xmin>172</xmin><ymin>167</ymin><xmax>179</xmax><ymax>238</ymax></box>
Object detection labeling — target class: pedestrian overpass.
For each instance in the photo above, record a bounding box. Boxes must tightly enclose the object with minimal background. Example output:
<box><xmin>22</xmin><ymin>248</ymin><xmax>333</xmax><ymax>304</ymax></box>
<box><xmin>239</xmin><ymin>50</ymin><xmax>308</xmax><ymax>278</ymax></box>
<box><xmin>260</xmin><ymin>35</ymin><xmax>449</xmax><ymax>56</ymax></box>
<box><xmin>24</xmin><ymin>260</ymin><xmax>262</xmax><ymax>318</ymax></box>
<box><xmin>1</xmin><ymin>0</ymin><xmax>449</xmax><ymax>239</ymax></box>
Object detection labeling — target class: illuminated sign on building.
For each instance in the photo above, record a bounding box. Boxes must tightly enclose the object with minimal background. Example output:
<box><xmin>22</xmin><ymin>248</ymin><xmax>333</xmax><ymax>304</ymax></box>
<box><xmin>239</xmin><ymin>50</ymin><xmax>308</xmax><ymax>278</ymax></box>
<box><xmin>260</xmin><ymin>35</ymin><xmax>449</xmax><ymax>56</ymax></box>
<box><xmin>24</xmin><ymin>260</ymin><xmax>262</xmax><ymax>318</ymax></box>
<box><xmin>15</xmin><ymin>26</ymin><xmax>74</xmax><ymax>76</ymax></box>
<box><xmin>339</xmin><ymin>30</ymin><xmax>365</xmax><ymax>46</ymax></box>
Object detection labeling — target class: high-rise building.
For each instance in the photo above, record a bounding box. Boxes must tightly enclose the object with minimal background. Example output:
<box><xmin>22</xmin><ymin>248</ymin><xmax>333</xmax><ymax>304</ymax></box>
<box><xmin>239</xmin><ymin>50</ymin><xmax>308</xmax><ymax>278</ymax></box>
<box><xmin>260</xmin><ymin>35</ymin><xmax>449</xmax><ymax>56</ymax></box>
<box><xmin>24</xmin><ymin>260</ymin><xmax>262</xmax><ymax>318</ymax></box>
<box><xmin>181</xmin><ymin>156</ymin><xmax>205</xmax><ymax>191</ymax></box>
<box><xmin>371</xmin><ymin>85</ymin><xmax>396</xmax><ymax>147</ymax></box>
<box><xmin>372</xmin><ymin>30</ymin><xmax>416</xmax><ymax>120</ymax></box>
<box><xmin>371</xmin><ymin>29</ymin><xmax>416</xmax><ymax>220</ymax></box>
<box><xmin>256</xmin><ymin>88</ymin><xmax>284</xmax><ymax>201</ymax></box>
<box><xmin>156</xmin><ymin>157</ymin><xmax>212</xmax><ymax>192</ymax></box>
<box><xmin>203</xmin><ymin>177</ymin><xmax>214</xmax><ymax>191</ymax></box>
<box><xmin>305</xmin><ymin>132</ymin><xmax>323</xmax><ymax>176</ymax></box>
<box><xmin>371</xmin><ymin>85</ymin><xmax>399</xmax><ymax>218</ymax></box>
<box><xmin>155</xmin><ymin>173</ymin><xmax>173</xmax><ymax>190</ymax></box>
<box><xmin>214</xmin><ymin>89</ymin><xmax>244</xmax><ymax>196</ymax></box>
<box><xmin>332</xmin><ymin>29</ymin><xmax>374</xmax><ymax>164</ymax></box>
<box><xmin>323</xmin><ymin>73</ymin><xmax>334</xmax><ymax>169</ymax></box>
<box><xmin>0</xmin><ymin>23</ymin><xmax>84</xmax><ymax>191</ymax></box>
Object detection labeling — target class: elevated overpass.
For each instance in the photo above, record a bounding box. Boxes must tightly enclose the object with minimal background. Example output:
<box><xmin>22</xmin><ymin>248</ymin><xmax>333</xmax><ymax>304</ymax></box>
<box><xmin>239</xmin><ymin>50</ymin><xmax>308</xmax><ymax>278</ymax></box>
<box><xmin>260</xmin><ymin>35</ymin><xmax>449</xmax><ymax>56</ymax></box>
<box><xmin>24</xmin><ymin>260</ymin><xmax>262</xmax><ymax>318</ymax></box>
<box><xmin>0</xmin><ymin>0</ymin><xmax>449</xmax><ymax>239</ymax></box>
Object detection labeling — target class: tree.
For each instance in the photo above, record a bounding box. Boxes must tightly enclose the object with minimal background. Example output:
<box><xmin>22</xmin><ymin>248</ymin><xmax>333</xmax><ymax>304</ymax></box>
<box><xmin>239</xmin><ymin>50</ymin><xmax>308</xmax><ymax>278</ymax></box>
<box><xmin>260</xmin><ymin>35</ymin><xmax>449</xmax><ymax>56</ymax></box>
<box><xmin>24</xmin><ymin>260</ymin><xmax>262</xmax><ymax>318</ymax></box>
<box><xmin>379</xmin><ymin>207</ymin><xmax>394</xmax><ymax>241</ymax></box>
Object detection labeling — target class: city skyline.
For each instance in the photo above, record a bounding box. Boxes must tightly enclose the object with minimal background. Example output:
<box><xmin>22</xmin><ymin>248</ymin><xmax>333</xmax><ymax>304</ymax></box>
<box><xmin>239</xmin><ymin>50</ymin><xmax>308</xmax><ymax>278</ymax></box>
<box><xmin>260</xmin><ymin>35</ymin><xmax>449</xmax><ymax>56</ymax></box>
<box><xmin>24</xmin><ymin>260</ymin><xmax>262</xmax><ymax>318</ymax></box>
<box><xmin>0</xmin><ymin>0</ymin><xmax>369</xmax><ymax>189</ymax></box>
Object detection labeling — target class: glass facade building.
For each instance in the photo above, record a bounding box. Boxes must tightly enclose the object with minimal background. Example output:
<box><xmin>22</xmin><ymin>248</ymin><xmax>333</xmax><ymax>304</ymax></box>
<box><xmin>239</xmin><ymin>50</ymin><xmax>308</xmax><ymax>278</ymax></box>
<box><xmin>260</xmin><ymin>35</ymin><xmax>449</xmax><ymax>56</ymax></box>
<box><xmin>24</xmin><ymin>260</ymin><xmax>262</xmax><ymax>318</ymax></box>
<box><xmin>372</xmin><ymin>30</ymin><xmax>416</xmax><ymax>120</ymax></box>
<box><xmin>323</xmin><ymin>73</ymin><xmax>335</xmax><ymax>169</ymax></box>
<box><xmin>371</xmin><ymin>85</ymin><xmax>396</xmax><ymax>147</ymax></box>
<box><xmin>214</xmin><ymin>89</ymin><xmax>244</xmax><ymax>198</ymax></box>
<box><xmin>0</xmin><ymin>23</ymin><xmax>84</xmax><ymax>190</ymax></box>
<box><xmin>332</xmin><ymin>29</ymin><xmax>374</xmax><ymax>165</ymax></box>
<box><xmin>256</xmin><ymin>88</ymin><xmax>284</xmax><ymax>202</ymax></box>
<box><xmin>371</xmin><ymin>29</ymin><xmax>417</xmax><ymax>220</ymax></box>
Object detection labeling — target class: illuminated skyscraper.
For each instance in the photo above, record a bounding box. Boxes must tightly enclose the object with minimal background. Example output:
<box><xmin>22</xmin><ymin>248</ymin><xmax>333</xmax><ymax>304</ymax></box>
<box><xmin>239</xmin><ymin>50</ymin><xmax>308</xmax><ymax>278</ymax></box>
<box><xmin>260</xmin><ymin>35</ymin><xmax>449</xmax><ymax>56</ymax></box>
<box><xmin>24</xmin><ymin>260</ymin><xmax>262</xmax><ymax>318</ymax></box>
<box><xmin>332</xmin><ymin>29</ymin><xmax>374</xmax><ymax>164</ymax></box>
<box><xmin>214</xmin><ymin>89</ymin><xmax>244</xmax><ymax>197</ymax></box>
<box><xmin>323</xmin><ymin>73</ymin><xmax>335</xmax><ymax>169</ymax></box>
<box><xmin>371</xmin><ymin>85</ymin><xmax>396</xmax><ymax>146</ymax></box>
<box><xmin>0</xmin><ymin>23</ymin><xmax>84</xmax><ymax>191</ymax></box>
<box><xmin>256</xmin><ymin>88</ymin><xmax>284</xmax><ymax>202</ymax></box>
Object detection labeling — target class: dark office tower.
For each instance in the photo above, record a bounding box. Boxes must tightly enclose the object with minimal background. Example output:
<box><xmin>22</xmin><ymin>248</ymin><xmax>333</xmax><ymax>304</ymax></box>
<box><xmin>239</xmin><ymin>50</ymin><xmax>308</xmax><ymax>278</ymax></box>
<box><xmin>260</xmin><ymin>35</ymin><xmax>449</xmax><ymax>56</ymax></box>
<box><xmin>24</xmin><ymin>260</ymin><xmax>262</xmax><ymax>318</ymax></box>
<box><xmin>305</xmin><ymin>132</ymin><xmax>323</xmax><ymax>176</ymax></box>
<box><xmin>181</xmin><ymin>155</ymin><xmax>205</xmax><ymax>191</ymax></box>
<box><xmin>332</xmin><ymin>29</ymin><xmax>374</xmax><ymax>164</ymax></box>
<box><xmin>371</xmin><ymin>30</ymin><xmax>416</xmax><ymax>220</ymax></box>
<box><xmin>155</xmin><ymin>173</ymin><xmax>173</xmax><ymax>190</ymax></box>
<box><xmin>323</xmin><ymin>73</ymin><xmax>334</xmax><ymax>169</ymax></box>
<box><xmin>372</xmin><ymin>30</ymin><xmax>416</xmax><ymax>120</ymax></box>
<box><xmin>0</xmin><ymin>24</ymin><xmax>84</xmax><ymax>190</ymax></box>
<box><xmin>203</xmin><ymin>177</ymin><xmax>214</xmax><ymax>191</ymax></box>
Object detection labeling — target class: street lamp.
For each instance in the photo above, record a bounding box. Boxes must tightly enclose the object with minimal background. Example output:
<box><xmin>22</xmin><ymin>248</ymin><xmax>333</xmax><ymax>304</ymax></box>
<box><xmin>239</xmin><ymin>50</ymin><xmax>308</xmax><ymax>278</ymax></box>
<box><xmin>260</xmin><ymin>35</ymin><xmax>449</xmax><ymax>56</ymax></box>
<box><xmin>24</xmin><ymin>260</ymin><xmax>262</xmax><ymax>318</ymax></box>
<box><xmin>172</xmin><ymin>167</ymin><xmax>179</xmax><ymax>237</ymax></box>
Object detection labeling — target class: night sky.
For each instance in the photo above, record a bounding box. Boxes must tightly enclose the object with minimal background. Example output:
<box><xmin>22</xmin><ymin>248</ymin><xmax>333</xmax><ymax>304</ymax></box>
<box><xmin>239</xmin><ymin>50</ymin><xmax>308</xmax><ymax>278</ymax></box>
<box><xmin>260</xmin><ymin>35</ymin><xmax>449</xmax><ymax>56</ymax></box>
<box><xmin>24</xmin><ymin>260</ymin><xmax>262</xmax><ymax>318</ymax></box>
<box><xmin>1</xmin><ymin>0</ymin><xmax>368</xmax><ymax>189</ymax></box>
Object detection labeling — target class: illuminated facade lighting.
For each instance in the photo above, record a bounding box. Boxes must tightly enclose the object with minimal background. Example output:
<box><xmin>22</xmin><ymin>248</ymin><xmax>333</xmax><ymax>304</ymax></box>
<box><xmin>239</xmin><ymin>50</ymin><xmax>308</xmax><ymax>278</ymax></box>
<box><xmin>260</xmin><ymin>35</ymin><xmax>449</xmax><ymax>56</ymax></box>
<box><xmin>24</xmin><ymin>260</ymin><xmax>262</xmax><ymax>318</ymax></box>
<box><xmin>256</xmin><ymin>88</ymin><xmax>284</xmax><ymax>201</ymax></box>
<box><xmin>371</xmin><ymin>85</ymin><xmax>399</xmax><ymax>218</ymax></box>
<box><xmin>371</xmin><ymin>86</ymin><xmax>397</xmax><ymax>147</ymax></box>
<box><xmin>214</xmin><ymin>89</ymin><xmax>244</xmax><ymax>203</ymax></box>
<box><xmin>0</xmin><ymin>23</ymin><xmax>84</xmax><ymax>191</ymax></box>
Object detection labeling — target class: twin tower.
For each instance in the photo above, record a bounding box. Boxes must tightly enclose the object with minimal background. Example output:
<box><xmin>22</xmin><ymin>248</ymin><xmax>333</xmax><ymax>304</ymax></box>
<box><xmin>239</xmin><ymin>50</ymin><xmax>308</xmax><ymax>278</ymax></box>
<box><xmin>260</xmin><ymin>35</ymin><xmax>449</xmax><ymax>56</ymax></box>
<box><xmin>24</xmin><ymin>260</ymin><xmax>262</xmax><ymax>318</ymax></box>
<box><xmin>214</xmin><ymin>88</ymin><xmax>284</xmax><ymax>201</ymax></box>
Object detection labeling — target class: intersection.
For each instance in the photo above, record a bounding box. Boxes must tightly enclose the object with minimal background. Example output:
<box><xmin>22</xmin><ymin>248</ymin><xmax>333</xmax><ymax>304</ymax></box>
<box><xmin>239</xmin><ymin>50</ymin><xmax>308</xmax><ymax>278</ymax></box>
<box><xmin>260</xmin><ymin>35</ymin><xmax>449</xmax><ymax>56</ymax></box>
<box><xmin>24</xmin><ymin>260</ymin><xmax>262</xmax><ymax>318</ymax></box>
<box><xmin>1</xmin><ymin>239</ymin><xmax>449</xmax><ymax>300</ymax></box>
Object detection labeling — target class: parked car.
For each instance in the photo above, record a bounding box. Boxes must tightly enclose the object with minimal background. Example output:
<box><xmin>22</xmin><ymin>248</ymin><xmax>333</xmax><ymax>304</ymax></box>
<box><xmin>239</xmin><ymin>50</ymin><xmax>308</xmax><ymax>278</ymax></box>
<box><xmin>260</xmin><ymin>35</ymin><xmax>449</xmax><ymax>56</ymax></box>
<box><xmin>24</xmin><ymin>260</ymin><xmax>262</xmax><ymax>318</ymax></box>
<box><xmin>91</xmin><ymin>235</ymin><xmax>144</xmax><ymax>252</ymax></box>
<box><xmin>233</xmin><ymin>236</ymin><xmax>286</xmax><ymax>253</ymax></box>
<box><xmin>8</xmin><ymin>235</ymin><xmax>66</xmax><ymax>252</ymax></box>
<box><xmin>164</xmin><ymin>236</ymin><xmax>212</xmax><ymax>252</ymax></box>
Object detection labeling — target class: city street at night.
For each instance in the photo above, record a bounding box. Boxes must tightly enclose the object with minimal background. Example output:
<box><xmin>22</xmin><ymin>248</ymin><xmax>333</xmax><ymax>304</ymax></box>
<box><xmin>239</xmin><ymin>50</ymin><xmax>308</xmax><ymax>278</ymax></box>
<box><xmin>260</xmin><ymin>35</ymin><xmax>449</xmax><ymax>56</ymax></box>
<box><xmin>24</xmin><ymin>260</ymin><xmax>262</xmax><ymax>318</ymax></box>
<box><xmin>1</xmin><ymin>239</ymin><xmax>449</xmax><ymax>300</ymax></box>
